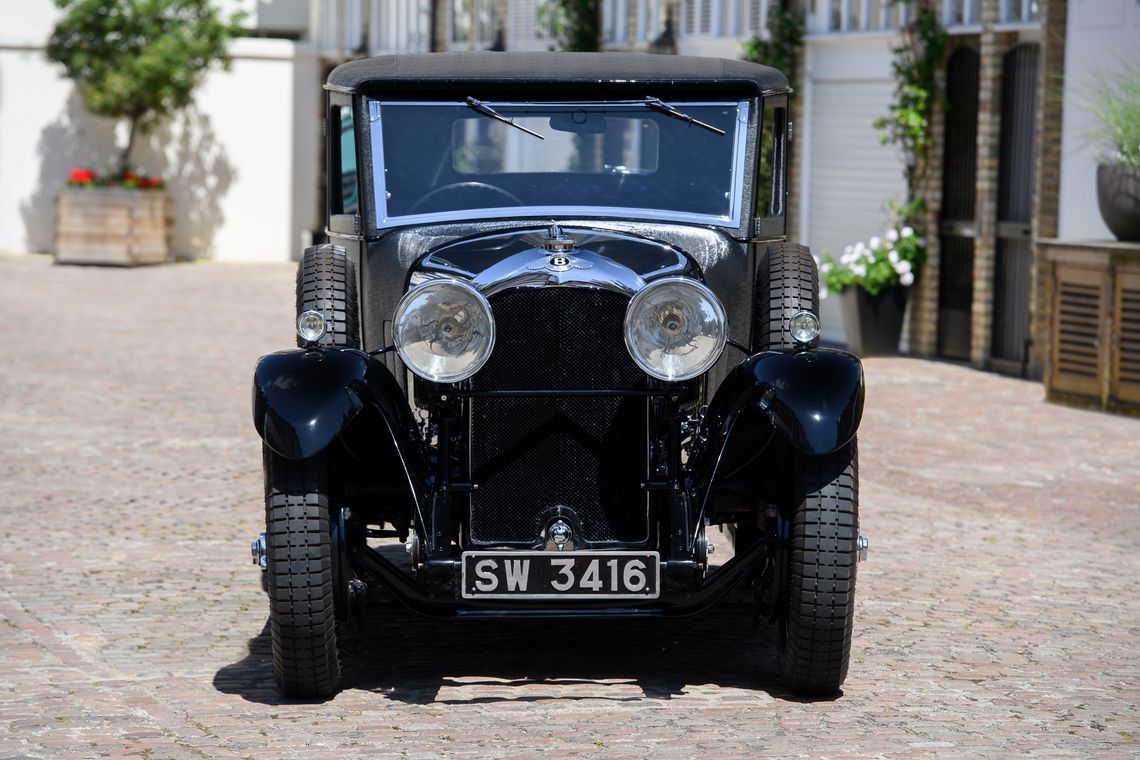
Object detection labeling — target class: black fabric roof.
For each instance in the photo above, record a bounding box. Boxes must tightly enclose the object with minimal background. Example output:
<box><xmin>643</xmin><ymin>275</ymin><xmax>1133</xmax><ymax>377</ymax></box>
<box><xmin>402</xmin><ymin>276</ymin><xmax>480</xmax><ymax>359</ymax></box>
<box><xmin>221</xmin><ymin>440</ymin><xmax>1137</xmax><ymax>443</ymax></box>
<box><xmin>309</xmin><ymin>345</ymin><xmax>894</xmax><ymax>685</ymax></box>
<box><xmin>326</xmin><ymin>52</ymin><xmax>788</xmax><ymax>94</ymax></box>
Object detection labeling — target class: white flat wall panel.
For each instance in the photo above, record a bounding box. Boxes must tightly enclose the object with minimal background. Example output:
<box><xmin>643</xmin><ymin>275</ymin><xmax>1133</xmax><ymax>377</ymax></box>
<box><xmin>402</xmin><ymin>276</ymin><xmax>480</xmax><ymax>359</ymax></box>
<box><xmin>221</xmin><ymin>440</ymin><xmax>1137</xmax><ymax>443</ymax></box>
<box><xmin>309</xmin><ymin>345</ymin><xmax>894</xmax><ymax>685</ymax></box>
<box><xmin>676</xmin><ymin>37</ymin><xmax>744</xmax><ymax>59</ymax></box>
<box><xmin>0</xmin><ymin>35</ymin><xmax>318</xmax><ymax>262</ymax></box>
<box><xmin>0</xmin><ymin>2</ymin><xmax>61</xmax><ymax>46</ymax></box>
<box><xmin>1057</xmin><ymin>0</ymin><xmax>1140</xmax><ymax>241</ymax></box>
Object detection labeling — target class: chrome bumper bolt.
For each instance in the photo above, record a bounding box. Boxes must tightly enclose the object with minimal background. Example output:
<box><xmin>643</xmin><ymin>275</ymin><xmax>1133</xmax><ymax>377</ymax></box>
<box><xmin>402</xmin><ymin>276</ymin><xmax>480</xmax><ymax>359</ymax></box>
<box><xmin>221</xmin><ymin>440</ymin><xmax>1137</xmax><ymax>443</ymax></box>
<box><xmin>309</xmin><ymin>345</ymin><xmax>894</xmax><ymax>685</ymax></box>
<box><xmin>251</xmin><ymin>532</ymin><xmax>267</xmax><ymax>569</ymax></box>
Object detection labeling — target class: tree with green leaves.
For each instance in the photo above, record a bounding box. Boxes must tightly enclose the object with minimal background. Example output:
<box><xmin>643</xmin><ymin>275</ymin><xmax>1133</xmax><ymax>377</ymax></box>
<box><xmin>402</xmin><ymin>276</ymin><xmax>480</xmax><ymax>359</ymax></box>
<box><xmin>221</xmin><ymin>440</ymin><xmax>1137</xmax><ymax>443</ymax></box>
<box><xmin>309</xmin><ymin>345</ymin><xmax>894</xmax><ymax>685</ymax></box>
<box><xmin>45</xmin><ymin>0</ymin><xmax>245</xmax><ymax>177</ymax></box>
<box><xmin>558</xmin><ymin>0</ymin><xmax>601</xmax><ymax>52</ymax></box>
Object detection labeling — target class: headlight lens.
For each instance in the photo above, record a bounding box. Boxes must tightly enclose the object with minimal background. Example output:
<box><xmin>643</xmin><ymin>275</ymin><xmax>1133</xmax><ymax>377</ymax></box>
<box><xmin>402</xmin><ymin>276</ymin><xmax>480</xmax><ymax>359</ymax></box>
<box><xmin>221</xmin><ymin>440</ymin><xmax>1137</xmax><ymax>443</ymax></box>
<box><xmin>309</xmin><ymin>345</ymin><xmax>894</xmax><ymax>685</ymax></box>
<box><xmin>624</xmin><ymin>277</ymin><xmax>727</xmax><ymax>381</ymax></box>
<box><xmin>393</xmin><ymin>280</ymin><xmax>495</xmax><ymax>383</ymax></box>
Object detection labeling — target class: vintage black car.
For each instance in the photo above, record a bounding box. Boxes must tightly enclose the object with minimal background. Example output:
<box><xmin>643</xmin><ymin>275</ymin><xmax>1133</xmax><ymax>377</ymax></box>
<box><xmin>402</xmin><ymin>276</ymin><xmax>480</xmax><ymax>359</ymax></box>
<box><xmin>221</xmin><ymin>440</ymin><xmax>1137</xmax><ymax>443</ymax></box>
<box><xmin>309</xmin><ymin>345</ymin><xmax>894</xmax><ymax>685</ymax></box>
<box><xmin>250</xmin><ymin>52</ymin><xmax>867</xmax><ymax>699</ymax></box>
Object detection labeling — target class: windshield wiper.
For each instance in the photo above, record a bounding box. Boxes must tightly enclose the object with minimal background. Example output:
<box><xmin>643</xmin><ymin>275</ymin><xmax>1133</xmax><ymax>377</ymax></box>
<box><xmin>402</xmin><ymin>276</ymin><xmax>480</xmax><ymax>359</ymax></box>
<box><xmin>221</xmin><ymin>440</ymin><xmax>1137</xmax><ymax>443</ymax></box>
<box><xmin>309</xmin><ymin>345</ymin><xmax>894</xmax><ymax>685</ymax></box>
<box><xmin>643</xmin><ymin>96</ymin><xmax>726</xmax><ymax>136</ymax></box>
<box><xmin>465</xmin><ymin>96</ymin><xmax>545</xmax><ymax>140</ymax></box>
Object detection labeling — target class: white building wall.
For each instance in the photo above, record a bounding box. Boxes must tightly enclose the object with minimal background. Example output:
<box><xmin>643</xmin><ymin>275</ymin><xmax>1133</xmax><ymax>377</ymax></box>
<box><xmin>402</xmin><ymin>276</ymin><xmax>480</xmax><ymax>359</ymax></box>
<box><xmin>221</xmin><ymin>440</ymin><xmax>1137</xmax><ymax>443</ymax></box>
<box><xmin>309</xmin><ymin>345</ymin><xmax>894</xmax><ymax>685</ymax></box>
<box><xmin>0</xmin><ymin>1</ymin><xmax>320</xmax><ymax>262</ymax></box>
<box><xmin>1057</xmin><ymin>0</ymin><xmax>1140</xmax><ymax>241</ymax></box>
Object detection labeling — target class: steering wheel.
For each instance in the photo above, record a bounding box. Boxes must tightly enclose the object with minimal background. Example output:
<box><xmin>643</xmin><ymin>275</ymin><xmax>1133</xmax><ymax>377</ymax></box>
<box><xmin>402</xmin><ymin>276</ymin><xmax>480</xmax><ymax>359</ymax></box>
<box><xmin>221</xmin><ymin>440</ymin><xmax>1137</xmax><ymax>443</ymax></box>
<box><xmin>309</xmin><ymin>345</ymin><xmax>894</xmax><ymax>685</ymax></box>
<box><xmin>409</xmin><ymin>182</ymin><xmax>524</xmax><ymax>214</ymax></box>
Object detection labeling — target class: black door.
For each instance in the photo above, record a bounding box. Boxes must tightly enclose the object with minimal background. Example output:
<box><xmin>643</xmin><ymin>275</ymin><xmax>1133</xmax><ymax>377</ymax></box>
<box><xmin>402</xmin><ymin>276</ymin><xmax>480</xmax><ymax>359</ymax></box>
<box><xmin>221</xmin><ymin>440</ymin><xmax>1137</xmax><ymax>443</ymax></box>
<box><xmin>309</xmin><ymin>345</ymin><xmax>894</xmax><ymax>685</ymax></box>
<box><xmin>938</xmin><ymin>47</ymin><xmax>980</xmax><ymax>360</ymax></box>
<box><xmin>991</xmin><ymin>43</ymin><xmax>1039</xmax><ymax>375</ymax></box>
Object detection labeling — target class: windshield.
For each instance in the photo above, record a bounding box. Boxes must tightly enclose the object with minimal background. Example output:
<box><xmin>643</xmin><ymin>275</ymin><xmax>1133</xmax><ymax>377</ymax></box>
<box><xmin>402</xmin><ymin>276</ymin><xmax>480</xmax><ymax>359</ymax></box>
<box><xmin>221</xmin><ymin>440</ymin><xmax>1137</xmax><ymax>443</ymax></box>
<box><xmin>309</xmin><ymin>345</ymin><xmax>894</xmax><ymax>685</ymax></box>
<box><xmin>366</xmin><ymin>99</ymin><xmax>749</xmax><ymax>228</ymax></box>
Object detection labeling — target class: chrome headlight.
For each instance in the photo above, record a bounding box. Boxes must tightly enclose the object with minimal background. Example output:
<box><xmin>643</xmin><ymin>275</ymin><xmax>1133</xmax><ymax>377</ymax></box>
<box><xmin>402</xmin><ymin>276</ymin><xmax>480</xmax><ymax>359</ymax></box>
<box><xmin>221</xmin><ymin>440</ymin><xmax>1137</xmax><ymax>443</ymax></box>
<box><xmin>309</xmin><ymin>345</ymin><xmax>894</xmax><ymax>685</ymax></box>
<box><xmin>393</xmin><ymin>280</ymin><xmax>495</xmax><ymax>383</ymax></box>
<box><xmin>624</xmin><ymin>277</ymin><xmax>727</xmax><ymax>382</ymax></box>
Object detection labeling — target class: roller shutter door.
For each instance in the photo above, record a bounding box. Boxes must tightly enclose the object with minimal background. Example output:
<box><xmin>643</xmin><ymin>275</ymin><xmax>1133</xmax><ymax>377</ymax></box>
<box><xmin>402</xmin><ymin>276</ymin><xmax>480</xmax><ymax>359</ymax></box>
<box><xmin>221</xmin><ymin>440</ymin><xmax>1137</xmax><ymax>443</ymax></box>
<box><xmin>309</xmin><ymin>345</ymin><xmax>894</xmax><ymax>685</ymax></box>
<box><xmin>807</xmin><ymin>79</ymin><xmax>907</xmax><ymax>345</ymax></box>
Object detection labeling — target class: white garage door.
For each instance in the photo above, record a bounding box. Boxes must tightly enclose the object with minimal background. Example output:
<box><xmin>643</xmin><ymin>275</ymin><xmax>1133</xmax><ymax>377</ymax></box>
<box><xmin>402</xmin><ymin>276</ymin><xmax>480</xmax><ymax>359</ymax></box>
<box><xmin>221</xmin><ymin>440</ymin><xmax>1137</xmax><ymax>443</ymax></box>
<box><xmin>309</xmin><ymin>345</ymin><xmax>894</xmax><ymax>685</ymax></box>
<box><xmin>806</xmin><ymin>79</ymin><xmax>907</xmax><ymax>345</ymax></box>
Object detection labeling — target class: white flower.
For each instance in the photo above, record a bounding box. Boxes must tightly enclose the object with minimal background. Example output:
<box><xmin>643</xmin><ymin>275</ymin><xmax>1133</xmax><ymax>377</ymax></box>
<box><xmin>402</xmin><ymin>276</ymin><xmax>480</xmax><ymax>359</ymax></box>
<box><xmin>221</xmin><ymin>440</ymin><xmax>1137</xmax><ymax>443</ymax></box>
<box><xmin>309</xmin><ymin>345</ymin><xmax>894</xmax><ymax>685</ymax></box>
<box><xmin>888</xmin><ymin>249</ymin><xmax>900</xmax><ymax>265</ymax></box>
<box><xmin>843</xmin><ymin>244</ymin><xmax>854</xmax><ymax>256</ymax></box>
<box><xmin>869</xmin><ymin>236</ymin><xmax>882</xmax><ymax>250</ymax></box>
<box><xmin>852</xmin><ymin>264</ymin><xmax>867</xmax><ymax>278</ymax></box>
<box><xmin>819</xmin><ymin>285</ymin><xmax>830</xmax><ymax>300</ymax></box>
<box><xmin>900</xmin><ymin>271</ymin><xmax>915</xmax><ymax>286</ymax></box>
<box><xmin>820</xmin><ymin>261</ymin><xmax>833</xmax><ymax>274</ymax></box>
<box><xmin>853</xmin><ymin>241</ymin><xmax>866</xmax><ymax>255</ymax></box>
<box><xmin>896</xmin><ymin>259</ymin><xmax>912</xmax><ymax>275</ymax></box>
<box><xmin>840</xmin><ymin>251</ymin><xmax>856</xmax><ymax>265</ymax></box>
<box><xmin>886</xmin><ymin>228</ymin><xmax>900</xmax><ymax>243</ymax></box>
<box><xmin>901</xmin><ymin>226</ymin><xmax>914</xmax><ymax>238</ymax></box>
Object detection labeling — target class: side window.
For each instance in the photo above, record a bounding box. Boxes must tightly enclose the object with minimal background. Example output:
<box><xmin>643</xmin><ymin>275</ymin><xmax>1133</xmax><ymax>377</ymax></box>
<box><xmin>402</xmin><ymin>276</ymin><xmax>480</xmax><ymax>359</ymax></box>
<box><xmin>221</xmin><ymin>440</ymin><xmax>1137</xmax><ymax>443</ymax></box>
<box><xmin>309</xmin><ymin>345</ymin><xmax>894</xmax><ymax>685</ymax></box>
<box><xmin>332</xmin><ymin>105</ymin><xmax>359</xmax><ymax>215</ymax></box>
<box><xmin>756</xmin><ymin>103</ymin><xmax>786</xmax><ymax>218</ymax></box>
<box><xmin>755</xmin><ymin>99</ymin><xmax>788</xmax><ymax>237</ymax></box>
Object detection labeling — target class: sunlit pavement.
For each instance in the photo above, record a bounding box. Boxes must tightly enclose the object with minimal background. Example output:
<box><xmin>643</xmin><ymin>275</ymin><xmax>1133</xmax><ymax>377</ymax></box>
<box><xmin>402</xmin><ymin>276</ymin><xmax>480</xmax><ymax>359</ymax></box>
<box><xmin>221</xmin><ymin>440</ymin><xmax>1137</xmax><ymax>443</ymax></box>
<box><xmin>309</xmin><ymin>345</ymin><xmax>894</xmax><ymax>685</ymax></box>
<box><xmin>1</xmin><ymin>253</ymin><xmax>1138</xmax><ymax>757</ymax></box>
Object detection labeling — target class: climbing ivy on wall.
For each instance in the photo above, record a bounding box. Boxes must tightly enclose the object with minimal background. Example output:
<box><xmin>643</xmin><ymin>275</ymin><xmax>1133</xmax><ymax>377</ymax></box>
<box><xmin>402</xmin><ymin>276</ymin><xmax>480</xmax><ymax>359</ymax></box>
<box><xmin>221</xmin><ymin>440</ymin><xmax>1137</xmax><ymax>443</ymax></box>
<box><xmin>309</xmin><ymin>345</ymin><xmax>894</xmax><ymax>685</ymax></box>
<box><xmin>873</xmin><ymin>0</ymin><xmax>948</xmax><ymax>224</ymax></box>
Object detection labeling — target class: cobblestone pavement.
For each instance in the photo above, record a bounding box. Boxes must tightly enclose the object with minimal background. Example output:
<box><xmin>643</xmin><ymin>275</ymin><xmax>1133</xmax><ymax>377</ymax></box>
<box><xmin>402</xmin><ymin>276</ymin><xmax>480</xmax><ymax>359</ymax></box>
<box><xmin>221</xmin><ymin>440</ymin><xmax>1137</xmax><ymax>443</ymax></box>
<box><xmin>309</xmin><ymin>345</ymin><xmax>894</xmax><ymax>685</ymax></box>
<box><xmin>1</xmin><ymin>253</ymin><xmax>1138</xmax><ymax>758</ymax></box>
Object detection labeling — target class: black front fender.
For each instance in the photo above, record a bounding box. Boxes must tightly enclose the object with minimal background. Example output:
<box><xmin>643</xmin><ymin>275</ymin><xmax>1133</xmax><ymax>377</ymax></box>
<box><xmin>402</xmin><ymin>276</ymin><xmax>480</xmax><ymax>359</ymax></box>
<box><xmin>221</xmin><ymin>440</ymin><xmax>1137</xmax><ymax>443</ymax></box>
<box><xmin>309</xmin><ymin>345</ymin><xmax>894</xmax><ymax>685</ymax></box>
<box><xmin>252</xmin><ymin>348</ymin><xmax>370</xmax><ymax>460</ymax></box>
<box><xmin>705</xmin><ymin>349</ymin><xmax>865</xmax><ymax>458</ymax></box>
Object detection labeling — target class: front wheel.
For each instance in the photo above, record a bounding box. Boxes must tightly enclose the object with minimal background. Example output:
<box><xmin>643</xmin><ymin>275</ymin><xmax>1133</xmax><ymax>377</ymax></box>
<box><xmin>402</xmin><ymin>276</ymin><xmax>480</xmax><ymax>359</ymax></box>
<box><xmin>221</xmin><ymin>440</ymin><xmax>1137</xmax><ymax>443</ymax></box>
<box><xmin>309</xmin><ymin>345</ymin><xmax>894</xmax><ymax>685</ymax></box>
<box><xmin>264</xmin><ymin>448</ymin><xmax>340</xmax><ymax>698</ymax></box>
<box><xmin>779</xmin><ymin>439</ymin><xmax>859</xmax><ymax>696</ymax></box>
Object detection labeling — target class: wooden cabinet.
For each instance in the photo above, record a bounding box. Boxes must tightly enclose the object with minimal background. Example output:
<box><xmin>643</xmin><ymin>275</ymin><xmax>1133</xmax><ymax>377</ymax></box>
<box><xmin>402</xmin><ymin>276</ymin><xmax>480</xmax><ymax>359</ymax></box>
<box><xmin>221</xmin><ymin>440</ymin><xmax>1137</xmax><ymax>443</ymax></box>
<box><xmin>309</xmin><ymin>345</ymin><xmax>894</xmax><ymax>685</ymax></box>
<box><xmin>1043</xmin><ymin>239</ymin><xmax>1140</xmax><ymax>415</ymax></box>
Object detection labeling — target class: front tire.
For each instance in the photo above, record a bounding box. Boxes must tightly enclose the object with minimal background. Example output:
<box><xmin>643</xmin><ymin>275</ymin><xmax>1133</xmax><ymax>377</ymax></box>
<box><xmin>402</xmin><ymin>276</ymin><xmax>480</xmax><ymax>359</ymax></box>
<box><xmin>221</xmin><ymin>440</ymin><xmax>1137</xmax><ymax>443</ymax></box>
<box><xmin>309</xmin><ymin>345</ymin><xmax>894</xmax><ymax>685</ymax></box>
<box><xmin>753</xmin><ymin>242</ymin><xmax>820</xmax><ymax>352</ymax></box>
<box><xmin>780</xmin><ymin>439</ymin><xmax>859</xmax><ymax>696</ymax></box>
<box><xmin>264</xmin><ymin>448</ymin><xmax>341</xmax><ymax>698</ymax></box>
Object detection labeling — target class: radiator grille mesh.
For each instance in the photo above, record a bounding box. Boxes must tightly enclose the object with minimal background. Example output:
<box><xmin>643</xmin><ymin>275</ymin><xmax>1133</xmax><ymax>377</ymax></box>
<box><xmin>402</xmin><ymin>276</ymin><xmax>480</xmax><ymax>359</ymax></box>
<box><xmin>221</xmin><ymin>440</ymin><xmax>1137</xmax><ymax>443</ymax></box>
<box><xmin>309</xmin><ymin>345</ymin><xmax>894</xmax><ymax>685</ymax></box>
<box><xmin>468</xmin><ymin>287</ymin><xmax>648</xmax><ymax>545</ymax></box>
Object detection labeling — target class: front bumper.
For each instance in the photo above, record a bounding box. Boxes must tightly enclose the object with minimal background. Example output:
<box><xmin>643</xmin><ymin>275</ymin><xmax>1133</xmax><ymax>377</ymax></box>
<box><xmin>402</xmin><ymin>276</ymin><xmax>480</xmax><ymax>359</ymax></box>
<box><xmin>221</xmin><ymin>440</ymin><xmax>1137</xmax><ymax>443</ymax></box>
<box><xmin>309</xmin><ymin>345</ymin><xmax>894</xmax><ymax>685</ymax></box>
<box><xmin>347</xmin><ymin>540</ymin><xmax>775</xmax><ymax>619</ymax></box>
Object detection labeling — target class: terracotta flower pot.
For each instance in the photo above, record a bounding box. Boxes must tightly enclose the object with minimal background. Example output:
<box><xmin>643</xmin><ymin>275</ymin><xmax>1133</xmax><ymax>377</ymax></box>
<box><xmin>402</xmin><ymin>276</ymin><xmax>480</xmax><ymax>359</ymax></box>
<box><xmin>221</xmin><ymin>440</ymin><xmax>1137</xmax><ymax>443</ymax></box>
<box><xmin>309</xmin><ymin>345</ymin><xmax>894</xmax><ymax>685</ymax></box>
<box><xmin>1096</xmin><ymin>163</ymin><xmax>1140</xmax><ymax>242</ymax></box>
<box><xmin>839</xmin><ymin>285</ymin><xmax>909</xmax><ymax>356</ymax></box>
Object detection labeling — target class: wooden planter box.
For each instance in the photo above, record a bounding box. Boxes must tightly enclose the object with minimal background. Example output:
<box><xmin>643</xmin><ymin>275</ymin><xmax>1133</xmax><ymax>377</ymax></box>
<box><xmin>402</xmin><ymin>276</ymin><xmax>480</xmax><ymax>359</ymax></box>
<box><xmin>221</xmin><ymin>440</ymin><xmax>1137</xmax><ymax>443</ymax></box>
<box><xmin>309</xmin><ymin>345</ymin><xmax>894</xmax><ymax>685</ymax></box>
<box><xmin>1042</xmin><ymin>239</ymin><xmax>1140</xmax><ymax>416</ymax></box>
<box><xmin>54</xmin><ymin>188</ymin><xmax>171</xmax><ymax>266</ymax></box>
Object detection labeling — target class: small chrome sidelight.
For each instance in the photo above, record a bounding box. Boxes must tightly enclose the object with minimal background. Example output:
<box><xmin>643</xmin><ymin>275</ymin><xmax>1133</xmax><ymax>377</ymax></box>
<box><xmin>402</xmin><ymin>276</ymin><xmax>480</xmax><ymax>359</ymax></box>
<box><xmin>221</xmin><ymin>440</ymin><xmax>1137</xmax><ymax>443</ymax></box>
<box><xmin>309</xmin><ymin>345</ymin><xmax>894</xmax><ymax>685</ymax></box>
<box><xmin>857</xmin><ymin>535</ymin><xmax>869</xmax><ymax>562</ymax></box>
<box><xmin>789</xmin><ymin>310</ymin><xmax>821</xmax><ymax>345</ymax></box>
<box><xmin>251</xmin><ymin>532</ymin><xmax>267</xmax><ymax>570</ymax></box>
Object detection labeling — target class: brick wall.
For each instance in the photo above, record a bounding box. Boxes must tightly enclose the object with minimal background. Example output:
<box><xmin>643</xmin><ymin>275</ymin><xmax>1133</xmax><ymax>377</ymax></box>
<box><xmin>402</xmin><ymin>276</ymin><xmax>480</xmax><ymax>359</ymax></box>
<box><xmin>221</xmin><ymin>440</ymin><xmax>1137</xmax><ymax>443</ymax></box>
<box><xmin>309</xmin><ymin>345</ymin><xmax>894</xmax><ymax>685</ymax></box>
<box><xmin>1028</xmin><ymin>0</ymin><xmax>1067</xmax><ymax>379</ymax></box>
<box><xmin>969</xmin><ymin>0</ymin><xmax>1001</xmax><ymax>366</ymax></box>
<box><xmin>908</xmin><ymin>46</ymin><xmax>950</xmax><ymax>357</ymax></box>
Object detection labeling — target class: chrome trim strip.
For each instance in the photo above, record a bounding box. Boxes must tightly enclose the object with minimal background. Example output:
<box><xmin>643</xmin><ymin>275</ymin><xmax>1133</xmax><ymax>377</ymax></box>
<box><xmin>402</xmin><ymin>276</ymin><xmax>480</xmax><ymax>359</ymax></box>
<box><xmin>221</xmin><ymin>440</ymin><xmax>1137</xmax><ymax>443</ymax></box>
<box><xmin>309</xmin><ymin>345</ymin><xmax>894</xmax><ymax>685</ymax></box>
<box><xmin>381</xmin><ymin>205</ymin><xmax>736</xmax><ymax>229</ymax></box>
<box><xmin>471</xmin><ymin>249</ymin><xmax>647</xmax><ymax>297</ymax></box>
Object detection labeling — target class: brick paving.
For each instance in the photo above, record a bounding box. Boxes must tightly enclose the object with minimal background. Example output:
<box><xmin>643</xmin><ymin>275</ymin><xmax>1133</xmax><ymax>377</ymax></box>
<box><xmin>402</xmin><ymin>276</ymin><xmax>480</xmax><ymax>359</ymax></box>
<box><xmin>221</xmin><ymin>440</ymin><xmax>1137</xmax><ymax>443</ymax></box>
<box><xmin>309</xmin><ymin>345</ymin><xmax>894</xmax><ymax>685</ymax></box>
<box><xmin>1</xmin><ymin>252</ymin><xmax>1138</xmax><ymax>758</ymax></box>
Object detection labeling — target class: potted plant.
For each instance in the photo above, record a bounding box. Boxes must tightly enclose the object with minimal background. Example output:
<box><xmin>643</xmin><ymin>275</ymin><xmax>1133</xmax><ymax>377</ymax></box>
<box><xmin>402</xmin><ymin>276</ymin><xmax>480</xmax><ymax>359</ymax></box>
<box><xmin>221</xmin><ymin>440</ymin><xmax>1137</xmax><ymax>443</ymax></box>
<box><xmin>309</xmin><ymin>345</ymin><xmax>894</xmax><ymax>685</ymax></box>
<box><xmin>45</xmin><ymin>0</ymin><xmax>242</xmax><ymax>265</ymax></box>
<box><xmin>1085</xmin><ymin>58</ymin><xmax>1140</xmax><ymax>242</ymax></box>
<box><xmin>819</xmin><ymin>218</ymin><xmax>927</xmax><ymax>356</ymax></box>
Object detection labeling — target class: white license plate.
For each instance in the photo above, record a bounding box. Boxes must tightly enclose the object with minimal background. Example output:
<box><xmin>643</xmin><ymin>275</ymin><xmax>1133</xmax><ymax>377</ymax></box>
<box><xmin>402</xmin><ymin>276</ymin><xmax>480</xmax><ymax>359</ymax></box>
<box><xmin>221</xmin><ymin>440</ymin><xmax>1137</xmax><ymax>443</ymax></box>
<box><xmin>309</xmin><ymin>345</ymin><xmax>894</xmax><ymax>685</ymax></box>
<box><xmin>461</xmin><ymin>551</ymin><xmax>661</xmax><ymax>600</ymax></box>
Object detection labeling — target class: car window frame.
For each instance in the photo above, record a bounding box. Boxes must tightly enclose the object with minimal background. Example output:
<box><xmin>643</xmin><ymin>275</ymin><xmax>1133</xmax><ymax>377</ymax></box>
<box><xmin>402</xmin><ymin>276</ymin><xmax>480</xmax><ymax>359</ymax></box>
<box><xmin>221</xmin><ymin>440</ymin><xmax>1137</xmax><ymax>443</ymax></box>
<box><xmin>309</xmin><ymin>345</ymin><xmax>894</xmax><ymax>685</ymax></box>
<box><xmin>363</xmin><ymin>97</ymin><xmax>752</xmax><ymax>232</ymax></box>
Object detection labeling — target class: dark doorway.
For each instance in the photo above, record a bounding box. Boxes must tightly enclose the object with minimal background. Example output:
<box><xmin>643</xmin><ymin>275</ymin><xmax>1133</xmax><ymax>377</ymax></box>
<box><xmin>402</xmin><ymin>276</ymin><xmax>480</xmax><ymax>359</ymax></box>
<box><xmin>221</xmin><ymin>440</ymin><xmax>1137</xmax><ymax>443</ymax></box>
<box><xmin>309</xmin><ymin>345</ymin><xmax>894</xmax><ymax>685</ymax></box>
<box><xmin>937</xmin><ymin>46</ymin><xmax>980</xmax><ymax>360</ymax></box>
<box><xmin>991</xmin><ymin>43</ymin><xmax>1039</xmax><ymax>375</ymax></box>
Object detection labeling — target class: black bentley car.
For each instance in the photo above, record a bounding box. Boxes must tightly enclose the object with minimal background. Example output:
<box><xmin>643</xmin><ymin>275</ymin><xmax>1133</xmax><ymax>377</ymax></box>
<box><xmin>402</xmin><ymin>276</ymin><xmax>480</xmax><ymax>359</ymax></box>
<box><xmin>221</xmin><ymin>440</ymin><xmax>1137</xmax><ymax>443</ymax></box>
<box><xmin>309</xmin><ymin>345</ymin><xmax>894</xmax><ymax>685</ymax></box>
<box><xmin>250</xmin><ymin>52</ymin><xmax>867</xmax><ymax>698</ymax></box>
